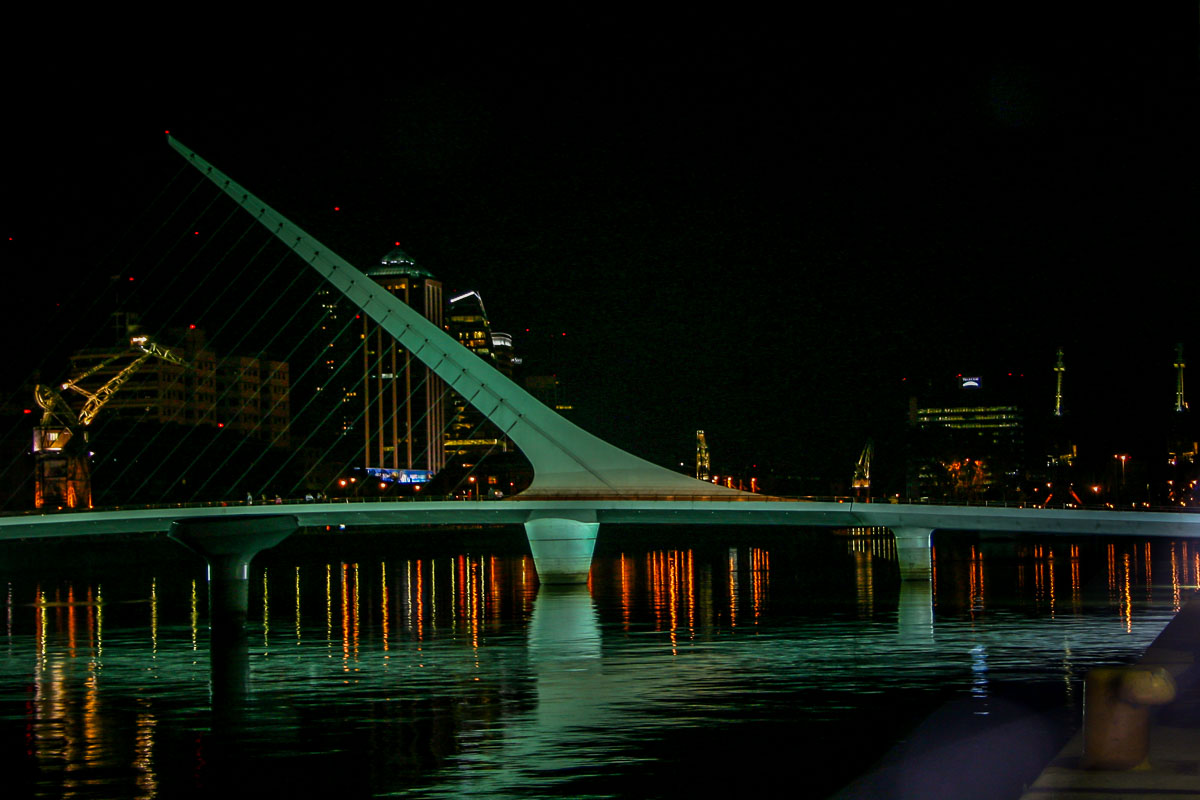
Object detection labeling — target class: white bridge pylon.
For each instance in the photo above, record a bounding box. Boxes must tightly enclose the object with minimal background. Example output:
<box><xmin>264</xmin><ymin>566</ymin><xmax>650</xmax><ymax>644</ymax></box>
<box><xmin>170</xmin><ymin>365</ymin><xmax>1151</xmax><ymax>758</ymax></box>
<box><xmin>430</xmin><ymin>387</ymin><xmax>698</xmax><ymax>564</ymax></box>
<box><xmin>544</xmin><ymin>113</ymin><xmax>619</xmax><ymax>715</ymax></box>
<box><xmin>168</xmin><ymin>136</ymin><xmax>744</xmax><ymax>504</ymax></box>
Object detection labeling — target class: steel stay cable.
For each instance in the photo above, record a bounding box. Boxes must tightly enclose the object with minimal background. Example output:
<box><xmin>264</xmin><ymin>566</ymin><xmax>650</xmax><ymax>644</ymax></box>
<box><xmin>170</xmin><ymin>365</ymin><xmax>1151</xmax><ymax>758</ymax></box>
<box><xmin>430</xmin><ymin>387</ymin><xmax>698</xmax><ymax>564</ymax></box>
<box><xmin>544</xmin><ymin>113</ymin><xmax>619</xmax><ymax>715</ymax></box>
<box><xmin>95</xmin><ymin>218</ymin><xmax>299</xmax><ymax>496</ymax></box>
<box><xmin>1</xmin><ymin>171</ymin><xmax>223</xmax><ymax>509</ymax></box>
<box><xmin>91</xmin><ymin>220</ymin><xmax>289</xmax><ymax>490</ymax></box>
<box><xmin>244</xmin><ymin>334</ymin><xmax>383</xmax><ymax>499</ymax></box>
<box><xmin>0</xmin><ymin>161</ymin><xmax>198</xmax><ymax>415</ymax></box>
<box><xmin>289</xmin><ymin>363</ymin><xmax>451</xmax><ymax>497</ymax></box>
<box><xmin>114</xmin><ymin>236</ymin><xmax>322</xmax><ymax>501</ymax></box>
<box><xmin>189</xmin><ymin>303</ymin><xmax>367</xmax><ymax>501</ymax></box>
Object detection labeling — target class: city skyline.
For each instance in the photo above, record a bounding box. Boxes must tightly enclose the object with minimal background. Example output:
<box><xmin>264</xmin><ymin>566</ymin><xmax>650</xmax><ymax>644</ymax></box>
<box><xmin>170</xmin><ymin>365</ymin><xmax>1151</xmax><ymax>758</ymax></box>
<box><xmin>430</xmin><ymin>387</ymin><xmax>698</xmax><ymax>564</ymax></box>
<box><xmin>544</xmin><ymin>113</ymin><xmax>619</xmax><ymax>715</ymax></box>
<box><xmin>2</xmin><ymin>18</ymin><xmax>1195</xmax><ymax>491</ymax></box>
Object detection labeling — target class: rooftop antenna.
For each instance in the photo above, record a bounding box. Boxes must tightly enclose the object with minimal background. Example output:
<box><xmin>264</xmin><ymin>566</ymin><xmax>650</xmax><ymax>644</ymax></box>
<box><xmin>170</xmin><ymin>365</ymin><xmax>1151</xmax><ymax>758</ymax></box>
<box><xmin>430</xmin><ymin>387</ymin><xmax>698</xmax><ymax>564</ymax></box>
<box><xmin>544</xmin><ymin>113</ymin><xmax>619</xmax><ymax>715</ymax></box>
<box><xmin>1175</xmin><ymin>343</ymin><xmax>1188</xmax><ymax>413</ymax></box>
<box><xmin>1053</xmin><ymin>347</ymin><xmax>1065</xmax><ymax>417</ymax></box>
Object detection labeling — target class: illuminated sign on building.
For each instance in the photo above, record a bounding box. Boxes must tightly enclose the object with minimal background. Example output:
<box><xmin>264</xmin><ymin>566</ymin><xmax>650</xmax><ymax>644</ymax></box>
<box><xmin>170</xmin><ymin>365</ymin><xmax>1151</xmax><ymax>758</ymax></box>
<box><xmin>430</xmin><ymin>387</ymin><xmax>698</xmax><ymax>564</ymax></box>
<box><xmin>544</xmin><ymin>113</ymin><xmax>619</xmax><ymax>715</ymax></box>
<box><xmin>961</xmin><ymin>376</ymin><xmax>982</xmax><ymax>389</ymax></box>
<box><xmin>364</xmin><ymin>467</ymin><xmax>433</xmax><ymax>484</ymax></box>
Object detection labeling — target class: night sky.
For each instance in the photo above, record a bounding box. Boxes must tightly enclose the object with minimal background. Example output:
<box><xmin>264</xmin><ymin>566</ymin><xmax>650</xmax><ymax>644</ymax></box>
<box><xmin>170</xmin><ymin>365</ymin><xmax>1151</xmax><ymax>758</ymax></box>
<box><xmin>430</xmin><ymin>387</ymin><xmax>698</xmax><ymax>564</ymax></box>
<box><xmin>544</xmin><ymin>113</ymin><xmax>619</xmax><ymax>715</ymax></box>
<box><xmin>3</xmin><ymin>15</ymin><xmax>1197</xmax><ymax>491</ymax></box>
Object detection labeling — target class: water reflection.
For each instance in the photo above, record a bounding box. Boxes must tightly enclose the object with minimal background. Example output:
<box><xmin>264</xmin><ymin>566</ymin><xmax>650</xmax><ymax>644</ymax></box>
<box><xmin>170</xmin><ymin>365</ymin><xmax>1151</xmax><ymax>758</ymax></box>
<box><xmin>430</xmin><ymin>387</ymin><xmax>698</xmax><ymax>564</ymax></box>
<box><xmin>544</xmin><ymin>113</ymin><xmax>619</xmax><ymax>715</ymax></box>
<box><xmin>0</xmin><ymin>531</ymin><xmax>1192</xmax><ymax>798</ymax></box>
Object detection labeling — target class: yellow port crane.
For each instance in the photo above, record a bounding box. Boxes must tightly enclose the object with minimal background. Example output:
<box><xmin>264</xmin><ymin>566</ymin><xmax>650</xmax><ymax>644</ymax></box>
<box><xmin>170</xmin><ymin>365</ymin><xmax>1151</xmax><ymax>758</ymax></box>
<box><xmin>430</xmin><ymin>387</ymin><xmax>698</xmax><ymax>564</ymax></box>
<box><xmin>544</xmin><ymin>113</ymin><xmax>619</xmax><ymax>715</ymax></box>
<box><xmin>33</xmin><ymin>336</ymin><xmax>188</xmax><ymax>509</ymax></box>
<box><xmin>852</xmin><ymin>439</ymin><xmax>873</xmax><ymax>498</ymax></box>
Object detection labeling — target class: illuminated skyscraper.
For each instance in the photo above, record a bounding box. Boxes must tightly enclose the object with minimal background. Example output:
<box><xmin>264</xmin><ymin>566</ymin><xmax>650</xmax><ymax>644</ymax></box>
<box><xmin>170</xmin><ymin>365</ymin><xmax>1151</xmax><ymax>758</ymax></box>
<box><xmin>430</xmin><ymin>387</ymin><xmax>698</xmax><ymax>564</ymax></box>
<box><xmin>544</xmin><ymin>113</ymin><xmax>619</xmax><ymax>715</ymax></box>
<box><xmin>444</xmin><ymin>290</ymin><xmax>509</xmax><ymax>461</ymax></box>
<box><xmin>361</xmin><ymin>247</ymin><xmax>446</xmax><ymax>480</ymax></box>
<box><xmin>906</xmin><ymin>373</ymin><xmax>1026</xmax><ymax>500</ymax></box>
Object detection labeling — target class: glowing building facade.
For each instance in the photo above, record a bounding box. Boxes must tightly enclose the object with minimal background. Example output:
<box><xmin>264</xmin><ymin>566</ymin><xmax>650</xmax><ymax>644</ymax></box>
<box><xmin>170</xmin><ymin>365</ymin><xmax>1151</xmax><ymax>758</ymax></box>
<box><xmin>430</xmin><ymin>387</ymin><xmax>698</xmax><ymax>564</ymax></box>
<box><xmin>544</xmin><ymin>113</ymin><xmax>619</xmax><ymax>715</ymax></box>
<box><xmin>360</xmin><ymin>248</ymin><xmax>446</xmax><ymax>480</ymax></box>
<box><xmin>907</xmin><ymin>375</ymin><xmax>1026</xmax><ymax>500</ymax></box>
<box><xmin>444</xmin><ymin>290</ymin><xmax>510</xmax><ymax>461</ymax></box>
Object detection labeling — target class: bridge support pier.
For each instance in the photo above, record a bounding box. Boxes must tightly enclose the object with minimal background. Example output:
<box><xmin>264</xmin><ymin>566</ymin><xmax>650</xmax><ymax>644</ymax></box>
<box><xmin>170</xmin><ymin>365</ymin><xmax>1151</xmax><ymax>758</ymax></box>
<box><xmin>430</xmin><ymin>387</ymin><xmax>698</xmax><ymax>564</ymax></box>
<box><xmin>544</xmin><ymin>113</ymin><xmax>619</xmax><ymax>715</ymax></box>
<box><xmin>169</xmin><ymin>515</ymin><xmax>297</xmax><ymax>713</ymax></box>
<box><xmin>169</xmin><ymin>515</ymin><xmax>298</xmax><ymax>630</ymax></box>
<box><xmin>524</xmin><ymin>511</ymin><xmax>599</xmax><ymax>585</ymax></box>
<box><xmin>892</xmin><ymin>526</ymin><xmax>934</xmax><ymax>581</ymax></box>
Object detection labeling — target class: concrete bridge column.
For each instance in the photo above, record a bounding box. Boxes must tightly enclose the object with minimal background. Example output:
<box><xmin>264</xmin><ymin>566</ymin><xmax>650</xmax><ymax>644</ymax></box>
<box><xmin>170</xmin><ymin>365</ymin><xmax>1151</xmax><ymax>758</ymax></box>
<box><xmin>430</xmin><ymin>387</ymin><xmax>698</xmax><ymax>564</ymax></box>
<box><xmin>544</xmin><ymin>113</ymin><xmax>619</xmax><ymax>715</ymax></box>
<box><xmin>892</xmin><ymin>526</ymin><xmax>935</xmax><ymax>581</ymax></box>
<box><xmin>169</xmin><ymin>515</ymin><xmax>298</xmax><ymax>631</ymax></box>
<box><xmin>524</xmin><ymin>510</ymin><xmax>599</xmax><ymax>585</ymax></box>
<box><xmin>169</xmin><ymin>514</ymin><xmax>297</xmax><ymax>715</ymax></box>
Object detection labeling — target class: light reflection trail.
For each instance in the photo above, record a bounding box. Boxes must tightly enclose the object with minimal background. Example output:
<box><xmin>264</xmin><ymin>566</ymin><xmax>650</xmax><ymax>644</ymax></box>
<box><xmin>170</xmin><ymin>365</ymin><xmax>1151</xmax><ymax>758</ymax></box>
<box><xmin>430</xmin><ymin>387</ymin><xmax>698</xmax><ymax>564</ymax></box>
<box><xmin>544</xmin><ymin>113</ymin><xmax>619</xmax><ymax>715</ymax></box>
<box><xmin>295</xmin><ymin>566</ymin><xmax>302</xmax><ymax>645</ymax></box>
<box><xmin>1172</xmin><ymin>543</ymin><xmax>1181</xmax><ymax>612</ymax></box>
<box><xmin>728</xmin><ymin>548</ymin><xmax>738</xmax><ymax>628</ymax></box>
<box><xmin>133</xmin><ymin>706</ymin><xmax>157</xmax><ymax>800</ymax></box>
<box><xmin>190</xmin><ymin>579</ymin><xmax>198</xmax><ymax>652</ymax></box>
<box><xmin>262</xmin><ymin>567</ymin><xmax>270</xmax><ymax>651</ymax></box>
<box><xmin>1070</xmin><ymin>545</ymin><xmax>1081</xmax><ymax>613</ymax></box>
<box><xmin>149</xmin><ymin>578</ymin><xmax>157</xmax><ymax>659</ymax></box>
<box><xmin>352</xmin><ymin>563</ymin><xmax>360</xmax><ymax>667</ymax></box>
<box><xmin>1122</xmin><ymin>552</ymin><xmax>1133</xmax><ymax>633</ymax></box>
<box><xmin>381</xmin><ymin>562</ymin><xmax>389</xmax><ymax>655</ymax></box>
<box><xmin>341</xmin><ymin>563</ymin><xmax>350</xmax><ymax>669</ymax></box>
<box><xmin>3</xmin><ymin>536</ymin><xmax>1193</xmax><ymax>799</ymax></box>
<box><xmin>1048</xmin><ymin>547</ymin><xmax>1055</xmax><ymax>618</ymax></box>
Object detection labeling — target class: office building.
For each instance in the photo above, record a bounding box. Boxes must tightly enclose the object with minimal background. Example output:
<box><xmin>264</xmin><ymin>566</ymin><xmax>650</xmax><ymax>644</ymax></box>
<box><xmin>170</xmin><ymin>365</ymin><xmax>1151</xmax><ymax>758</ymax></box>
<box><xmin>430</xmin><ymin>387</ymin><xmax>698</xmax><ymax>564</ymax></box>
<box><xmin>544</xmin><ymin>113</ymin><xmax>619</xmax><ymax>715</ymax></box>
<box><xmin>907</xmin><ymin>374</ymin><xmax>1026</xmax><ymax>500</ymax></box>
<box><xmin>360</xmin><ymin>247</ymin><xmax>446</xmax><ymax>482</ymax></box>
<box><xmin>444</xmin><ymin>290</ymin><xmax>509</xmax><ymax>461</ymax></box>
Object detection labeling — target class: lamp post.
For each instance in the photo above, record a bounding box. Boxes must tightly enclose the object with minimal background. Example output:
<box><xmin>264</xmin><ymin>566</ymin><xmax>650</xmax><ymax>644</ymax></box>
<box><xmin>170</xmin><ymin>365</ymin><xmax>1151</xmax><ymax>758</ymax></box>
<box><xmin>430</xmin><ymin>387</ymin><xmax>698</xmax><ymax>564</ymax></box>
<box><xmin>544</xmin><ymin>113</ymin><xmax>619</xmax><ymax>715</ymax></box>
<box><xmin>1115</xmin><ymin>454</ymin><xmax>1130</xmax><ymax>503</ymax></box>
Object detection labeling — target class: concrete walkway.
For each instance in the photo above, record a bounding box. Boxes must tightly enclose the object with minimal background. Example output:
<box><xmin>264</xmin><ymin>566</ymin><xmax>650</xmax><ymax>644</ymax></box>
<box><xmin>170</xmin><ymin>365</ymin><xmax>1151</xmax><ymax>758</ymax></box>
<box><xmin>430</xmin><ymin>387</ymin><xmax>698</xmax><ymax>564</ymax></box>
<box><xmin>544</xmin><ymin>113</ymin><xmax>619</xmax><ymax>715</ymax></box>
<box><xmin>1020</xmin><ymin>591</ymin><xmax>1200</xmax><ymax>799</ymax></box>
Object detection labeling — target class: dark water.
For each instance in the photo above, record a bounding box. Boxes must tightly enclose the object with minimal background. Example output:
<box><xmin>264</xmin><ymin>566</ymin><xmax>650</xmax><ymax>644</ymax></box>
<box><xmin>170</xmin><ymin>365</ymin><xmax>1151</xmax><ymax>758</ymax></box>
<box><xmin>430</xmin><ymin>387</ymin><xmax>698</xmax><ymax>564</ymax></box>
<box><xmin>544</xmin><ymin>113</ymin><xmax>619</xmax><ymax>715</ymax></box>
<box><xmin>0</xmin><ymin>526</ymin><xmax>1189</xmax><ymax>799</ymax></box>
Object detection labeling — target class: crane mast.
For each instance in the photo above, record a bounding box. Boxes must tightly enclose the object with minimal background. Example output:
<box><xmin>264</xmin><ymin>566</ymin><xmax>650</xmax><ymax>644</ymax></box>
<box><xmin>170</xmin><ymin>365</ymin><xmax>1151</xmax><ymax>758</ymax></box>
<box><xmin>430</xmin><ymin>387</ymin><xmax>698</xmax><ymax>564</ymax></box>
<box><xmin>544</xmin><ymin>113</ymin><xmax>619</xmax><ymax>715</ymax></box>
<box><xmin>695</xmin><ymin>430</ymin><xmax>711</xmax><ymax>481</ymax></box>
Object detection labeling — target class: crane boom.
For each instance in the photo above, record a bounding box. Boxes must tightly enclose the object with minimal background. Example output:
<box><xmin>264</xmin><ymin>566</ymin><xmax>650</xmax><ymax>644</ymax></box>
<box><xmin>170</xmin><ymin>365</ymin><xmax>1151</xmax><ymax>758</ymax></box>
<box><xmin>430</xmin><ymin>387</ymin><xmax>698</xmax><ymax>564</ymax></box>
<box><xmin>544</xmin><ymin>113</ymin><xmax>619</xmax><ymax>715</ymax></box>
<box><xmin>852</xmin><ymin>439</ymin><xmax>873</xmax><ymax>493</ymax></box>
<box><xmin>66</xmin><ymin>340</ymin><xmax>188</xmax><ymax>426</ymax></box>
<box><xmin>32</xmin><ymin>336</ymin><xmax>190</xmax><ymax>509</ymax></box>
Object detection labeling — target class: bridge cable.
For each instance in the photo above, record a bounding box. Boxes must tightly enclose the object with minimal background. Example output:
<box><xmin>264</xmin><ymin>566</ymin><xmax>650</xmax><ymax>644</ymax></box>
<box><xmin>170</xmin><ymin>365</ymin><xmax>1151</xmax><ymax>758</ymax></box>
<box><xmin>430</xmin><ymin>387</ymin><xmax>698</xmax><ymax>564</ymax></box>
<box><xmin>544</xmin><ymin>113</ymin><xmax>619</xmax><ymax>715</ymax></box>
<box><xmin>288</xmin><ymin>369</ymin><xmax>451</xmax><ymax>498</ymax></box>
<box><xmin>92</xmin><ymin>219</ymin><xmax>291</xmax><ymax>493</ymax></box>
<box><xmin>0</xmin><ymin>173</ymin><xmax>240</xmax><ymax>508</ymax></box>
<box><xmin>96</xmin><ymin>216</ymin><xmax>309</xmax><ymax>501</ymax></box>
<box><xmin>116</xmin><ymin>237</ymin><xmax>324</xmax><ymax>502</ymax></box>
<box><xmin>244</xmin><ymin>335</ymin><xmax>384</xmax><ymax>499</ymax></box>
<box><xmin>190</xmin><ymin>307</ymin><xmax>369</xmax><ymax>501</ymax></box>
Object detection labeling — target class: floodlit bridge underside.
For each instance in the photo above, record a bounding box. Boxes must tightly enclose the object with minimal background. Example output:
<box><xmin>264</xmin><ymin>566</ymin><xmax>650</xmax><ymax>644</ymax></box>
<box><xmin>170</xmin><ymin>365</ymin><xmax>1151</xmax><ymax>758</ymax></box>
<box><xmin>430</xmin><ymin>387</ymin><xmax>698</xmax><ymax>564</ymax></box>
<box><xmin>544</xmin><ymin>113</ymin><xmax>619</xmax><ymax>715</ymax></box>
<box><xmin>5</xmin><ymin>500</ymin><xmax>1200</xmax><ymax>583</ymax></box>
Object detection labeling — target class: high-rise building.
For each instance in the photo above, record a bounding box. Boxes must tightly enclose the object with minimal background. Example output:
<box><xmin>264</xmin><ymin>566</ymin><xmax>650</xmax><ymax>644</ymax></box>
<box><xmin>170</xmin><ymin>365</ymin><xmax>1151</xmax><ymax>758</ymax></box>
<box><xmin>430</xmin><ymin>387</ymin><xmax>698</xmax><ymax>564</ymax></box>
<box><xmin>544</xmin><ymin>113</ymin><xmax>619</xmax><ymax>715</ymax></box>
<box><xmin>360</xmin><ymin>247</ymin><xmax>446</xmax><ymax>482</ymax></box>
<box><xmin>303</xmin><ymin>282</ymin><xmax>360</xmax><ymax>457</ymax></box>
<box><xmin>444</xmin><ymin>290</ymin><xmax>509</xmax><ymax>461</ymax></box>
<box><xmin>906</xmin><ymin>374</ymin><xmax>1026</xmax><ymax>500</ymax></box>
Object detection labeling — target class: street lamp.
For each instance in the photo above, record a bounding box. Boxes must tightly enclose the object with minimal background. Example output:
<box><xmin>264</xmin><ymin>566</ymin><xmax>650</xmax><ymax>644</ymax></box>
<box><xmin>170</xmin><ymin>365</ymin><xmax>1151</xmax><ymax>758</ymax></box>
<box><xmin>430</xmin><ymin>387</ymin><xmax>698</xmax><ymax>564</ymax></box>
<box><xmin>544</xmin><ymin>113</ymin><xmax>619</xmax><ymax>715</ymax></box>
<box><xmin>1114</xmin><ymin>454</ymin><xmax>1130</xmax><ymax>502</ymax></box>
<box><xmin>1115</xmin><ymin>454</ymin><xmax>1129</xmax><ymax>479</ymax></box>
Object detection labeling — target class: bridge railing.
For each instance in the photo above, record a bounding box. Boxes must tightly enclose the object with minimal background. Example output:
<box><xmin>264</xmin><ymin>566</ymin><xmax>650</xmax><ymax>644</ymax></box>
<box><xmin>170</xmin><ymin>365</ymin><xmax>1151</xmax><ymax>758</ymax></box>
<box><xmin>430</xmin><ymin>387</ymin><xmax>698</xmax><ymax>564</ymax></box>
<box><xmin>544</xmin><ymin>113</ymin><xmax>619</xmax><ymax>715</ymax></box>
<box><xmin>8</xmin><ymin>492</ymin><xmax>1200</xmax><ymax>519</ymax></box>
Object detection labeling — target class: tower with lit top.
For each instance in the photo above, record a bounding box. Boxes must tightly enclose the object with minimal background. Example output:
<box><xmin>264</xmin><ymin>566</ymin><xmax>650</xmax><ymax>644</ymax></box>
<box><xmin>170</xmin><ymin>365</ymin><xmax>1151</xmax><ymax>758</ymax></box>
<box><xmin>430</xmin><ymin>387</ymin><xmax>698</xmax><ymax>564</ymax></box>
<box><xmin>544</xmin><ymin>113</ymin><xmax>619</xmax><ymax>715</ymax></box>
<box><xmin>361</xmin><ymin>247</ymin><xmax>446</xmax><ymax>480</ymax></box>
<box><xmin>1053</xmin><ymin>347</ymin><xmax>1065</xmax><ymax>417</ymax></box>
<box><xmin>1175</xmin><ymin>343</ymin><xmax>1188</xmax><ymax>413</ymax></box>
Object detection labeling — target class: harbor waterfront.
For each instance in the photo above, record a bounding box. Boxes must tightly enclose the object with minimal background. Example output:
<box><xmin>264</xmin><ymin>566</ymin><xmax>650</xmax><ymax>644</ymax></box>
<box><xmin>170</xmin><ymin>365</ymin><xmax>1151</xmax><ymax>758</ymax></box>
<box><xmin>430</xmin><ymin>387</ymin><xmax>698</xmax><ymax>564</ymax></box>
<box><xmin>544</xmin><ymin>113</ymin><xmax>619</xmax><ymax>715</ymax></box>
<box><xmin>0</xmin><ymin>525</ymin><xmax>1189</xmax><ymax>799</ymax></box>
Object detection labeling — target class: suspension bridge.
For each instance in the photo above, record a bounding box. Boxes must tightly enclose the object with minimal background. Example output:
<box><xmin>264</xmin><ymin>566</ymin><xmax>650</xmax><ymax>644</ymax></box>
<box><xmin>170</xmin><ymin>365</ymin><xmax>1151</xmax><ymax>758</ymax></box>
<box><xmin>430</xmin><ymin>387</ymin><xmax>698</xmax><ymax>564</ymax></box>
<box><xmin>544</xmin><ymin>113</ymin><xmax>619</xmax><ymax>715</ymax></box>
<box><xmin>3</xmin><ymin>136</ymin><xmax>1200</xmax><ymax>596</ymax></box>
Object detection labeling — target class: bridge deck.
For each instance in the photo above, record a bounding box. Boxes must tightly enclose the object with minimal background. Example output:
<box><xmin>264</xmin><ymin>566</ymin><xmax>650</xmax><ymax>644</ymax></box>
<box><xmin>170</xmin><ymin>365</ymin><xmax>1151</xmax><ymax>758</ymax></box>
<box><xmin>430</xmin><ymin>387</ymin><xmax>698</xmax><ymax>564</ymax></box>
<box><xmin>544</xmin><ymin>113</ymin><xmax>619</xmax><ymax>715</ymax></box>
<box><xmin>3</xmin><ymin>499</ymin><xmax>1200</xmax><ymax>541</ymax></box>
